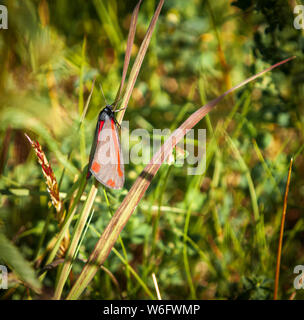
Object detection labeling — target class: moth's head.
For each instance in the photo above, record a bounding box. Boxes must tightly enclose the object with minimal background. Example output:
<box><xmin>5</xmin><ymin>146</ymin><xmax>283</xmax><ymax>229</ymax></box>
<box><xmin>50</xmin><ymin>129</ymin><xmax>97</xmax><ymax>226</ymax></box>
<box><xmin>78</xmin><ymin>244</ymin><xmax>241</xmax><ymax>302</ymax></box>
<box><xmin>98</xmin><ymin>105</ymin><xmax>114</xmax><ymax>120</ymax></box>
<box><xmin>105</xmin><ymin>104</ymin><xmax>115</xmax><ymax>114</ymax></box>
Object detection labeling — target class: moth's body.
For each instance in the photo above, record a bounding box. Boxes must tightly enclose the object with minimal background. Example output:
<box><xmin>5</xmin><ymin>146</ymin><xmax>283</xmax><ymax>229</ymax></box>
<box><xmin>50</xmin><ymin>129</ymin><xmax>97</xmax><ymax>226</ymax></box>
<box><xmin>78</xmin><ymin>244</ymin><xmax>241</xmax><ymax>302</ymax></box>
<box><xmin>98</xmin><ymin>105</ymin><xmax>116</xmax><ymax>121</ymax></box>
<box><xmin>87</xmin><ymin>105</ymin><xmax>124</xmax><ymax>189</ymax></box>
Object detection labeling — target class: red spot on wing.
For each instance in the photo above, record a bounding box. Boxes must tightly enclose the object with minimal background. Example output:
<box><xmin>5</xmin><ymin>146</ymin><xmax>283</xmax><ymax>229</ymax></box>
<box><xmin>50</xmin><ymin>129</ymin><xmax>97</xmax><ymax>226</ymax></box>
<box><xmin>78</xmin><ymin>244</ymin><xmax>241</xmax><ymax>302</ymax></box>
<box><xmin>91</xmin><ymin>161</ymin><xmax>101</xmax><ymax>173</ymax></box>
<box><xmin>107</xmin><ymin>179</ymin><xmax>116</xmax><ymax>188</ymax></box>
<box><xmin>111</xmin><ymin>119</ymin><xmax>123</xmax><ymax>177</ymax></box>
<box><xmin>97</xmin><ymin>121</ymin><xmax>105</xmax><ymax>141</ymax></box>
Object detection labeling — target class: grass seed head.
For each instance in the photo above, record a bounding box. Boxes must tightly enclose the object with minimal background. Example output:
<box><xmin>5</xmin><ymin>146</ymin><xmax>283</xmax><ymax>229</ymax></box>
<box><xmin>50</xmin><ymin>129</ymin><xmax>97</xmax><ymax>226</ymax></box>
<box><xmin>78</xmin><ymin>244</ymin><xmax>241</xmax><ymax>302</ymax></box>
<box><xmin>25</xmin><ymin>133</ymin><xmax>62</xmax><ymax>215</ymax></box>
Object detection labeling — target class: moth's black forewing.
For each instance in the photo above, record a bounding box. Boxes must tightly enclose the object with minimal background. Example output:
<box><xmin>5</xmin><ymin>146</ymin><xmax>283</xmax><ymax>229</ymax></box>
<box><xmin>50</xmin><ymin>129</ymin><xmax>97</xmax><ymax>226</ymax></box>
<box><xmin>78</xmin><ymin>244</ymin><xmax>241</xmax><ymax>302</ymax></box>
<box><xmin>87</xmin><ymin>118</ymin><xmax>102</xmax><ymax>179</ymax></box>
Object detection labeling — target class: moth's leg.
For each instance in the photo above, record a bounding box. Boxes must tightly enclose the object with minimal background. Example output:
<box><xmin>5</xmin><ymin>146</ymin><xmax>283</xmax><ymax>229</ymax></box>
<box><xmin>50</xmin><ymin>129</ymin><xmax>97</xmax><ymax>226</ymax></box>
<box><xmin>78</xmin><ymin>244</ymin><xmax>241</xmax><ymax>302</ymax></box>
<box><xmin>113</xmin><ymin>117</ymin><xmax>121</xmax><ymax>130</ymax></box>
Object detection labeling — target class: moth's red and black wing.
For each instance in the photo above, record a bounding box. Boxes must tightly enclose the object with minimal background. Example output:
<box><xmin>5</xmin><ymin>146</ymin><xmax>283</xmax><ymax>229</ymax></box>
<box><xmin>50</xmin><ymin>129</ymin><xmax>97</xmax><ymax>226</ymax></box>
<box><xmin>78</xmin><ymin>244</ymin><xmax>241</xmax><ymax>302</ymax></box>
<box><xmin>89</xmin><ymin>117</ymin><xmax>124</xmax><ymax>189</ymax></box>
<box><xmin>87</xmin><ymin>119</ymin><xmax>104</xmax><ymax>179</ymax></box>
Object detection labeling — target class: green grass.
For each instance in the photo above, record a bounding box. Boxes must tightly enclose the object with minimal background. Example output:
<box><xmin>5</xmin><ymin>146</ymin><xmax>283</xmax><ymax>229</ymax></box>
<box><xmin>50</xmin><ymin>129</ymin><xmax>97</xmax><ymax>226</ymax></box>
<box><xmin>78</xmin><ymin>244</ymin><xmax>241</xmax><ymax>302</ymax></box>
<box><xmin>0</xmin><ymin>0</ymin><xmax>304</xmax><ymax>300</ymax></box>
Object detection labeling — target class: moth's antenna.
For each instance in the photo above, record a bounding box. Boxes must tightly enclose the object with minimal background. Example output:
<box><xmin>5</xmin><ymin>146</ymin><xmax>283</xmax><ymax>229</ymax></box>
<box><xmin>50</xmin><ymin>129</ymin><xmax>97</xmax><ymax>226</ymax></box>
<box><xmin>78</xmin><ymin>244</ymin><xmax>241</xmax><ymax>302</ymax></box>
<box><xmin>114</xmin><ymin>107</ymin><xmax>127</xmax><ymax>113</ymax></box>
<box><xmin>99</xmin><ymin>82</ymin><xmax>108</xmax><ymax>106</ymax></box>
<box><xmin>112</xmin><ymin>96</ymin><xmax>123</xmax><ymax>110</ymax></box>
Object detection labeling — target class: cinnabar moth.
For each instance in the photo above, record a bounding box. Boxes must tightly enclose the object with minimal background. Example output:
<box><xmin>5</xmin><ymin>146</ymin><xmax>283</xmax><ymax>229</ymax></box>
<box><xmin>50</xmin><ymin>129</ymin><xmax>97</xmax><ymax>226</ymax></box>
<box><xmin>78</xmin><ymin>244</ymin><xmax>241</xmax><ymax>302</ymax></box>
<box><xmin>87</xmin><ymin>104</ymin><xmax>124</xmax><ymax>189</ymax></box>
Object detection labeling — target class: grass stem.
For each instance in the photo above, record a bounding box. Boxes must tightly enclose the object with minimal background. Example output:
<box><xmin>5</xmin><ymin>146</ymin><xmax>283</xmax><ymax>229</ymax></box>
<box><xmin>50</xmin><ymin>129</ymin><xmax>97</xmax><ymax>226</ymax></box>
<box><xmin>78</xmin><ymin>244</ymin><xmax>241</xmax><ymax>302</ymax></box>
<box><xmin>274</xmin><ymin>157</ymin><xmax>293</xmax><ymax>300</ymax></box>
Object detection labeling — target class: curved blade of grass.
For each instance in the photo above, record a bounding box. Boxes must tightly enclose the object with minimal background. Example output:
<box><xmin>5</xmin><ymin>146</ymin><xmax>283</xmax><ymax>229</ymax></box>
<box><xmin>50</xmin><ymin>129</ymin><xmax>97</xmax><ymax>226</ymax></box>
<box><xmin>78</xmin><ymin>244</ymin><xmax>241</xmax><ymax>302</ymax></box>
<box><xmin>116</xmin><ymin>0</ymin><xmax>164</xmax><ymax>123</ymax></box>
<box><xmin>114</xmin><ymin>0</ymin><xmax>142</xmax><ymax>107</ymax></box>
<box><xmin>66</xmin><ymin>56</ymin><xmax>295</xmax><ymax>300</ymax></box>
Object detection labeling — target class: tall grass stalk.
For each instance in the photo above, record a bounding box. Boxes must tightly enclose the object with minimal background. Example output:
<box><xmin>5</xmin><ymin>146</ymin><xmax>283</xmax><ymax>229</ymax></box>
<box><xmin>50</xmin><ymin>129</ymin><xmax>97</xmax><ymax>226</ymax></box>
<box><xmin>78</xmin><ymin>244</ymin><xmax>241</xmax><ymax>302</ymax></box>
<box><xmin>53</xmin><ymin>181</ymin><xmax>98</xmax><ymax>299</ymax></box>
<box><xmin>274</xmin><ymin>157</ymin><xmax>293</xmax><ymax>300</ymax></box>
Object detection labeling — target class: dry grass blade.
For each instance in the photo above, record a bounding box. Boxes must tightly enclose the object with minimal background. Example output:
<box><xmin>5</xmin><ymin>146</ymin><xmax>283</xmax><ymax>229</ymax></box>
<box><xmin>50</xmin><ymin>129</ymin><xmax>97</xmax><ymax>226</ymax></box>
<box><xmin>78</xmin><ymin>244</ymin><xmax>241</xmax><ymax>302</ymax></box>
<box><xmin>152</xmin><ymin>273</ymin><xmax>162</xmax><ymax>300</ymax></box>
<box><xmin>116</xmin><ymin>0</ymin><xmax>164</xmax><ymax>123</ymax></box>
<box><xmin>100</xmin><ymin>266</ymin><xmax>123</xmax><ymax>299</ymax></box>
<box><xmin>114</xmin><ymin>0</ymin><xmax>142</xmax><ymax>108</ymax></box>
<box><xmin>66</xmin><ymin>56</ymin><xmax>295</xmax><ymax>300</ymax></box>
<box><xmin>274</xmin><ymin>157</ymin><xmax>293</xmax><ymax>300</ymax></box>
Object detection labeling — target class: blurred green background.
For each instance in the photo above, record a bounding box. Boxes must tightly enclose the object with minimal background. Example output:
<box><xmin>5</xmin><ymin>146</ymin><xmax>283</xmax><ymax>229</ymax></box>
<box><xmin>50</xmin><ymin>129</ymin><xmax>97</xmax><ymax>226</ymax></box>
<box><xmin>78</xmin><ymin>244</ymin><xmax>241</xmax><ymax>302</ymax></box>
<box><xmin>0</xmin><ymin>0</ymin><xmax>304</xmax><ymax>299</ymax></box>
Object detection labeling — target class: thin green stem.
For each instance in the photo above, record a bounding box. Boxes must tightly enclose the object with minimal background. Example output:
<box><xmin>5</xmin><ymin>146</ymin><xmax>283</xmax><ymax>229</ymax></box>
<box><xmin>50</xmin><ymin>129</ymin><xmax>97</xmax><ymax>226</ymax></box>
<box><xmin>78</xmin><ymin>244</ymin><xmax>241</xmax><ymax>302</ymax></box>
<box><xmin>183</xmin><ymin>202</ymin><xmax>196</xmax><ymax>299</ymax></box>
<box><xmin>53</xmin><ymin>181</ymin><xmax>97</xmax><ymax>299</ymax></box>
